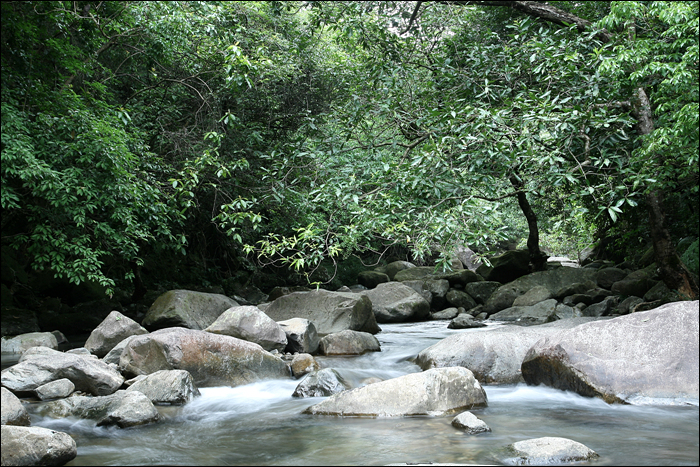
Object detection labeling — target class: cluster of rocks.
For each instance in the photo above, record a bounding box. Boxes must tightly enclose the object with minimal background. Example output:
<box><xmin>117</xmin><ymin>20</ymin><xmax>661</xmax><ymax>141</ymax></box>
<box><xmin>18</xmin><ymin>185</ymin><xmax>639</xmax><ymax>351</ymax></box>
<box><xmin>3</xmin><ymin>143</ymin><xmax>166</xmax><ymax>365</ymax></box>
<box><xmin>2</xmin><ymin>247</ymin><xmax>698</xmax><ymax>465</ymax></box>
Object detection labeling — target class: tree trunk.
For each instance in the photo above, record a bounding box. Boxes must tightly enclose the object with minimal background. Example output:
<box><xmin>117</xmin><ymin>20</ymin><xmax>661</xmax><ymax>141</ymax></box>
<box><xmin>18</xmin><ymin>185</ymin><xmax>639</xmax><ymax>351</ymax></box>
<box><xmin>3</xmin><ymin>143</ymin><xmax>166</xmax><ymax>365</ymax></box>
<box><xmin>633</xmin><ymin>87</ymin><xmax>698</xmax><ymax>299</ymax></box>
<box><xmin>509</xmin><ymin>174</ymin><xmax>548</xmax><ymax>272</ymax></box>
<box><xmin>130</xmin><ymin>260</ymin><xmax>147</xmax><ymax>303</ymax></box>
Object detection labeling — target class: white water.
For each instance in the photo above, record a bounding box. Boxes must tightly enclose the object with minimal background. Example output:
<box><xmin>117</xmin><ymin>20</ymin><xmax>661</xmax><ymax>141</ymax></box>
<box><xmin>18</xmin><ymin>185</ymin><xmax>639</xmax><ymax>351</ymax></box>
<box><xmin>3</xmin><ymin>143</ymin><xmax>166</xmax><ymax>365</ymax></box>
<box><xmin>13</xmin><ymin>321</ymin><xmax>700</xmax><ymax>465</ymax></box>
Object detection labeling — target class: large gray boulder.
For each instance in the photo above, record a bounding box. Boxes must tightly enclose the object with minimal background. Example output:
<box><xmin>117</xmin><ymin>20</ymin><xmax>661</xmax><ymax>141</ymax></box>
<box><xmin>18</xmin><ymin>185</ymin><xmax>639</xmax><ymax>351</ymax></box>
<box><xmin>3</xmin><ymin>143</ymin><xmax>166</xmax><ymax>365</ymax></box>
<box><xmin>38</xmin><ymin>390</ymin><xmax>160</xmax><ymax>428</ymax></box>
<box><xmin>303</xmin><ymin>367</ymin><xmax>487</xmax><ymax>417</ymax></box>
<box><xmin>596</xmin><ymin>267</ymin><xmax>628</xmax><ymax>290</ymax></box>
<box><xmin>416</xmin><ymin>318</ymin><xmax>599</xmax><ymax>384</ymax></box>
<box><xmin>292</xmin><ymin>368</ymin><xmax>351</xmax><ymax>398</ymax></box>
<box><xmin>102</xmin><ymin>335</ymin><xmax>141</xmax><ymax>365</ymax></box>
<box><xmin>500</xmin><ymin>437</ymin><xmax>598</xmax><ymax>465</ymax></box>
<box><xmin>263</xmin><ymin>289</ymin><xmax>380</xmax><ymax>335</ymax></box>
<box><xmin>84</xmin><ymin>310</ymin><xmax>148</xmax><ymax>357</ymax></box>
<box><xmin>445</xmin><ymin>289</ymin><xmax>478</xmax><ymax>311</ymax></box>
<box><xmin>205</xmin><ymin>306</ymin><xmax>287</xmax><ymax>352</ymax></box>
<box><xmin>1</xmin><ymin>425</ymin><xmax>77</xmax><ymax>466</ymax></box>
<box><xmin>119</xmin><ymin>327</ymin><xmax>290</xmax><ymax>387</ymax></box>
<box><xmin>357</xmin><ymin>270</ymin><xmax>390</xmax><ymax>289</ymax></box>
<box><xmin>488</xmin><ymin>299</ymin><xmax>559</xmax><ymax>326</ymax></box>
<box><xmin>484</xmin><ymin>268</ymin><xmax>598</xmax><ymax>315</ymax></box>
<box><xmin>1</xmin><ymin>332</ymin><xmax>58</xmax><ymax>354</ymax></box>
<box><xmin>360</xmin><ymin>282</ymin><xmax>430</xmax><ymax>323</ymax></box>
<box><xmin>400</xmin><ymin>279</ymin><xmax>450</xmax><ymax>310</ymax></box>
<box><xmin>277</xmin><ymin>318</ymin><xmax>319</xmax><ymax>354</ymax></box>
<box><xmin>512</xmin><ymin>286</ymin><xmax>552</xmax><ymax>307</ymax></box>
<box><xmin>1</xmin><ymin>346</ymin><xmax>124</xmax><ymax>396</ymax></box>
<box><xmin>385</xmin><ymin>261</ymin><xmax>417</xmax><ymax>281</ymax></box>
<box><xmin>480</xmin><ymin>249</ymin><xmax>530</xmax><ymax>283</ymax></box>
<box><xmin>464</xmin><ymin>281</ymin><xmax>501</xmax><ymax>305</ymax></box>
<box><xmin>1</xmin><ymin>387</ymin><xmax>30</xmax><ymax>426</ymax></box>
<box><xmin>521</xmin><ymin>301</ymin><xmax>699</xmax><ymax>403</ymax></box>
<box><xmin>318</xmin><ymin>330</ymin><xmax>381</xmax><ymax>355</ymax></box>
<box><xmin>611</xmin><ymin>269</ymin><xmax>653</xmax><ymax>297</ymax></box>
<box><xmin>142</xmin><ymin>289</ymin><xmax>239</xmax><ymax>331</ymax></box>
<box><xmin>35</xmin><ymin>379</ymin><xmax>75</xmax><ymax>401</ymax></box>
<box><xmin>393</xmin><ymin>266</ymin><xmax>435</xmax><ymax>282</ymax></box>
<box><xmin>435</xmin><ymin>269</ymin><xmax>483</xmax><ymax>287</ymax></box>
<box><xmin>125</xmin><ymin>369</ymin><xmax>200</xmax><ymax>405</ymax></box>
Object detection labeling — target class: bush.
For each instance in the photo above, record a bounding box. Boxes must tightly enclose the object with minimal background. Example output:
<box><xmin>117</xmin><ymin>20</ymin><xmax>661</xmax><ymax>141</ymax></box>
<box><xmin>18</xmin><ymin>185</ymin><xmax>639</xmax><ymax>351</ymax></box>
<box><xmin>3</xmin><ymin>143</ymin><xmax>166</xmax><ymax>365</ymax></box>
<box><xmin>680</xmin><ymin>239</ymin><xmax>699</xmax><ymax>276</ymax></box>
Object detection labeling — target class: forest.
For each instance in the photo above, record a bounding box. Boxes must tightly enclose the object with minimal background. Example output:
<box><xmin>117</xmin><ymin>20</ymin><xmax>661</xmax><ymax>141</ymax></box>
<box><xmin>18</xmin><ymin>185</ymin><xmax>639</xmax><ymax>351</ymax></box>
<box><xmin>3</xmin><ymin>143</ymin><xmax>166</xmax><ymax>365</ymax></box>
<box><xmin>2</xmin><ymin>1</ymin><xmax>698</xmax><ymax>309</ymax></box>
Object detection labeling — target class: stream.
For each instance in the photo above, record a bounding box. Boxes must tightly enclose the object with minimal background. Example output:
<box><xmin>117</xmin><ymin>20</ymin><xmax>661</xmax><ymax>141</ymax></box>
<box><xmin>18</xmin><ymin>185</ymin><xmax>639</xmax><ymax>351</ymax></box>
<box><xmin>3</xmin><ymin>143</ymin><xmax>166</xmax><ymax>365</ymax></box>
<box><xmin>5</xmin><ymin>320</ymin><xmax>699</xmax><ymax>466</ymax></box>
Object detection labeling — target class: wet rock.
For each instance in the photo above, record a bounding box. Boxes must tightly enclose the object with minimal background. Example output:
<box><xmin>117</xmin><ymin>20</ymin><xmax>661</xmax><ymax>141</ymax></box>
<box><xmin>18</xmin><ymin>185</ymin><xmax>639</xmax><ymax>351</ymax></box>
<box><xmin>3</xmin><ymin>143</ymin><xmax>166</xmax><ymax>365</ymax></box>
<box><xmin>205</xmin><ymin>306</ymin><xmax>287</xmax><ymax>352</ymax></box>
<box><xmin>1</xmin><ymin>346</ymin><xmax>124</xmax><ymax>396</ymax></box>
<box><xmin>1</xmin><ymin>332</ymin><xmax>58</xmax><ymax>355</ymax></box>
<box><xmin>35</xmin><ymin>378</ymin><xmax>75</xmax><ymax>401</ymax></box>
<box><xmin>264</xmin><ymin>289</ymin><xmax>380</xmax><ymax>335</ymax></box>
<box><xmin>451</xmin><ymin>410</ymin><xmax>491</xmax><ymax>434</ymax></box>
<box><xmin>489</xmin><ymin>299</ymin><xmax>558</xmax><ymax>325</ymax></box>
<box><xmin>38</xmin><ymin>390</ymin><xmax>160</xmax><ymax>428</ymax></box>
<box><xmin>448</xmin><ymin>314</ymin><xmax>486</xmax><ymax>329</ymax></box>
<box><xmin>431</xmin><ymin>307</ymin><xmax>460</xmax><ymax>320</ymax></box>
<box><xmin>319</xmin><ymin>330</ymin><xmax>381</xmax><ymax>355</ymax></box>
<box><xmin>290</xmin><ymin>353</ymin><xmax>320</xmax><ymax>378</ymax></box>
<box><xmin>84</xmin><ymin>310</ymin><xmax>148</xmax><ymax>357</ymax></box>
<box><xmin>142</xmin><ymin>289</ymin><xmax>239</xmax><ymax>331</ymax></box>
<box><xmin>500</xmin><ymin>437</ymin><xmax>598</xmax><ymax>465</ymax></box>
<box><xmin>1</xmin><ymin>425</ymin><xmax>77</xmax><ymax>466</ymax></box>
<box><xmin>1</xmin><ymin>387</ymin><xmax>30</xmax><ymax>426</ymax></box>
<box><xmin>292</xmin><ymin>368</ymin><xmax>350</xmax><ymax>397</ymax></box>
<box><xmin>521</xmin><ymin>301</ymin><xmax>699</xmax><ymax>403</ymax></box>
<box><xmin>119</xmin><ymin>327</ymin><xmax>290</xmax><ymax>387</ymax></box>
<box><xmin>125</xmin><ymin>369</ymin><xmax>200</xmax><ymax>405</ymax></box>
<box><xmin>277</xmin><ymin>318</ymin><xmax>320</xmax><ymax>354</ymax></box>
<box><xmin>303</xmin><ymin>367</ymin><xmax>487</xmax><ymax>417</ymax></box>
<box><xmin>416</xmin><ymin>318</ymin><xmax>599</xmax><ymax>384</ymax></box>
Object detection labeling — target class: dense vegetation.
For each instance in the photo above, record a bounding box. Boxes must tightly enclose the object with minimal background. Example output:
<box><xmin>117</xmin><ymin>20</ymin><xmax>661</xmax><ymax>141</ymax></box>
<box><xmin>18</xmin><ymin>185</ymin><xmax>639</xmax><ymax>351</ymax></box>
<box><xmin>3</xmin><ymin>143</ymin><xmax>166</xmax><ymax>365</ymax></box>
<box><xmin>2</xmin><ymin>1</ymin><xmax>698</xmax><ymax>309</ymax></box>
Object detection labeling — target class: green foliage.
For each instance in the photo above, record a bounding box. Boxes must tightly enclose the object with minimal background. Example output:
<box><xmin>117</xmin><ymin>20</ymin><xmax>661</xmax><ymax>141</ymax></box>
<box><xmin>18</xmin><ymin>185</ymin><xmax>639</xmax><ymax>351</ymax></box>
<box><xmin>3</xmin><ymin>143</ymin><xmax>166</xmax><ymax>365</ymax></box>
<box><xmin>681</xmin><ymin>239</ymin><xmax>699</xmax><ymax>276</ymax></box>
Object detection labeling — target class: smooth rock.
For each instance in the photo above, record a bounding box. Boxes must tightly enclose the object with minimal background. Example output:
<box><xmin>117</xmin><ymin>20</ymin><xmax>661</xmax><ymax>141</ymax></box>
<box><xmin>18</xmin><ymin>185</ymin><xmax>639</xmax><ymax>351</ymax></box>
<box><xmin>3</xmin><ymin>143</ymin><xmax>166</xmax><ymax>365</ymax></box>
<box><xmin>451</xmin><ymin>411</ymin><xmax>491</xmax><ymax>434</ymax></box>
<box><xmin>521</xmin><ymin>301</ymin><xmax>699</xmax><ymax>403</ymax></box>
<box><xmin>290</xmin><ymin>353</ymin><xmax>320</xmax><ymax>378</ymax></box>
<box><xmin>361</xmin><ymin>282</ymin><xmax>430</xmax><ymax>323</ymax></box>
<box><xmin>1</xmin><ymin>332</ymin><xmax>58</xmax><ymax>354</ymax></box>
<box><xmin>205</xmin><ymin>305</ymin><xmax>287</xmax><ymax>352</ymax></box>
<box><xmin>125</xmin><ymin>369</ymin><xmax>200</xmax><ymax>405</ymax></box>
<box><xmin>512</xmin><ymin>286</ymin><xmax>552</xmax><ymax>307</ymax></box>
<box><xmin>319</xmin><ymin>330</ymin><xmax>381</xmax><ymax>355</ymax></box>
<box><xmin>119</xmin><ymin>327</ymin><xmax>290</xmax><ymax>387</ymax></box>
<box><xmin>303</xmin><ymin>367</ymin><xmax>487</xmax><ymax>417</ymax></box>
<box><xmin>488</xmin><ymin>299</ymin><xmax>558</xmax><ymax>325</ymax></box>
<box><xmin>292</xmin><ymin>368</ymin><xmax>350</xmax><ymax>397</ymax></box>
<box><xmin>501</xmin><ymin>437</ymin><xmax>598</xmax><ymax>465</ymax></box>
<box><xmin>277</xmin><ymin>318</ymin><xmax>320</xmax><ymax>354</ymax></box>
<box><xmin>1</xmin><ymin>387</ymin><xmax>30</xmax><ymax>426</ymax></box>
<box><xmin>448</xmin><ymin>314</ymin><xmax>486</xmax><ymax>329</ymax></box>
<box><xmin>142</xmin><ymin>289</ymin><xmax>239</xmax><ymax>331</ymax></box>
<box><xmin>84</xmin><ymin>310</ymin><xmax>148</xmax><ymax>357</ymax></box>
<box><xmin>35</xmin><ymin>378</ymin><xmax>75</xmax><ymax>401</ymax></box>
<box><xmin>1</xmin><ymin>425</ymin><xmax>77</xmax><ymax>466</ymax></box>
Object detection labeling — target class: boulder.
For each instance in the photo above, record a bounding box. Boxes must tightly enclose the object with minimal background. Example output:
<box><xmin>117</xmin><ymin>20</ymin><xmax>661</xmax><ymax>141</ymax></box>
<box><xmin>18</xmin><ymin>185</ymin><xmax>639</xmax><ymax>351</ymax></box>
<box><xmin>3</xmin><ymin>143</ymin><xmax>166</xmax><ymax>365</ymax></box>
<box><xmin>125</xmin><ymin>369</ymin><xmax>200</xmax><ymax>405</ymax></box>
<box><xmin>445</xmin><ymin>289</ymin><xmax>477</xmax><ymax>311</ymax></box>
<box><xmin>488</xmin><ymin>299</ymin><xmax>559</xmax><ymax>326</ymax></box>
<box><xmin>102</xmin><ymin>335</ymin><xmax>140</xmax><ymax>365</ymax></box>
<box><xmin>451</xmin><ymin>411</ymin><xmax>491</xmax><ymax>434</ymax></box>
<box><xmin>400</xmin><ymin>279</ymin><xmax>450</xmax><ymax>310</ymax></box>
<box><xmin>263</xmin><ymin>289</ymin><xmax>380</xmax><ymax>335</ymax></box>
<box><xmin>1</xmin><ymin>387</ymin><xmax>30</xmax><ymax>426</ymax></box>
<box><xmin>463</xmin><ymin>281</ymin><xmax>501</xmax><ymax>305</ymax></box>
<box><xmin>303</xmin><ymin>367</ymin><xmax>487</xmax><ymax>417</ymax></box>
<box><xmin>204</xmin><ymin>306</ymin><xmax>287</xmax><ymax>352</ymax></box>
<box><xmin>393</xmin><ymin>267</ymin><xmax>435</xmax><ymax>282</ymax></box>
<box><xmin>1</xmin><ymin>332</ymin><xmax>58</xmax><ymax>354</ymax></box>
<box><xmin>480</xmin><ymin>249</ymin><xmax>530</xmax><ymax>283</ymax></box>
<box><xmin>119</xmin><ymin>327</ymin><xmax>290</xmax><ymax>387</ymax></box>
<box><xmin>431</xmin><ymin>307</ymin><xmax>460</xmax><ymax>320</ymax></box>
<box><xmin>277</xmin><ymin>318</ymin><xmax>319</xmax><ymax>354</ymax></box>
<box><xmin>596</xmin><ymin>267</ymin><xmax>628</xmax><ymax>290</ymax></box>
<box><xmin>1</xmin><ymin>425</ymin><xmax>77</xmax><ymax>466</ymax></box>
<box><xmin>448</xmin><ymin>314</ymin><xmax>486</xmax><ymax>329</ymax></box>
<box><xmin>290</xmin><ymin>353</ymin><xmax>320</xmax><ymax>378</ymax></box>
<box><xmin>644</xmin><ymin>281</ymin><xmax>675</xmax><ymax>302</ymax></box>
<box><xmin>361</xmin><ymin>282</ymin><xmax>430</xmax><ymax>323</ymax></box>
<box><xmin>611</xmin><ymin>269</ymin><xmax>653</xmax><ymax>297</ymax></box>
<box><xmin>512</xmin><ymin>286</ymin><xmax>552</xmax><ymax>307</ymax></box>
<box><xmin>267</xmin><ymin>286</ymin><xmax>310</xmax><ymax>302</ymax></box>
<box><xmin>615</xmin><ymin>296</ymin><xmax>644</xmax><ymax>315</ymax></box>
<box><xmin>500</xmin><ymin>437</ymin><xmax>598</xmax><ymax>465</ymax></box>
<box><xmin>38</xmin><ymin>390</ymin><xmax>160</xmax><ymax>428</ymax></box>
<box><xmin>292</xmin><ymin>368</ymin><xmax>351</xmax><ymax>398</ymax></box>
<box><xmin>385</xmin><ymin>261</ymin><xmax>417</xmax><ymax>281</ymax></box>
<box><xmin>35</xmin><ymin>379</ymin><xmax>75</xmax><ymax>401</ymax></box>
<box><xmin>521</xmin><ymin>301</ymin><xmax>699</xmax><ymax>403</ymax></box>
<box><xmin>455</xmin><ymin>246</ymin><xmax>482</xmax><ymax>271</ymax></box>
<box><xmin>485</xmin><ymin>268</ymin><xmax>597</xmax><ymax>315</ymax></box>
<box><xmin>141</xmin><ymin>289</ymin><xmax>239</xmax><ymax>331</ymax></box>
<box><xmin>435</xmin><ymin>269</ymin><xmax>483</xmax><ymax>287</ymax></box>
<box><xmin>84</xmin><ymin>310</ymin><xmax>148</xmax><ymax>357</ymax></box>
<box><xmin>582</xmin><ymin>295</ymin><xmax>618</xmax><ymax>317</ymax></box>
<box><xmin>357</xmin><ymin>270</ymin><xmax>390</xmax><ymax>289</ymax></box>
<box><xmin>318</xmin><ymin>330</ymin><xmax>381</xmax><ymax>355</ymax></box>
<box><xmin>1</xmin><ymin>346</ymin><xmax>124</xmax><ymax>396</ymax></box>
<box><xmin>416</xmin><ymin>318</ymin><xmax>599</xmax><ymax>384</ymax></box>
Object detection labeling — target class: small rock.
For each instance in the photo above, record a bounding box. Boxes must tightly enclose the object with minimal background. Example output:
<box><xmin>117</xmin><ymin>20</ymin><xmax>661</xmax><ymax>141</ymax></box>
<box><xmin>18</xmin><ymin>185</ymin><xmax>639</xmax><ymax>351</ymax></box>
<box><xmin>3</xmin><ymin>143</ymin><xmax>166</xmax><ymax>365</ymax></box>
<box><xmin>451</xmin><ymin>410</ymin><xmax>491</xmax><ymax>434</ymax></box>
<box><xmin>501</xmin><ymin>436</ymin><xmax>598</xmax><ymax>465</ymax></box>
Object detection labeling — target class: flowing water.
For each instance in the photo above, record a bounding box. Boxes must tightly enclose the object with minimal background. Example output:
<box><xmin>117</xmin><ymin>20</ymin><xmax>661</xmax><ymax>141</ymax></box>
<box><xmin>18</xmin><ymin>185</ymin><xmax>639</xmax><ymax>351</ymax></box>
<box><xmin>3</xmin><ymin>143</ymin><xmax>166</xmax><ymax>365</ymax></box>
<box><xmin>6</xmin><ymin>321</ymin><xmax>699</xmax><ymax>466</ymax></box>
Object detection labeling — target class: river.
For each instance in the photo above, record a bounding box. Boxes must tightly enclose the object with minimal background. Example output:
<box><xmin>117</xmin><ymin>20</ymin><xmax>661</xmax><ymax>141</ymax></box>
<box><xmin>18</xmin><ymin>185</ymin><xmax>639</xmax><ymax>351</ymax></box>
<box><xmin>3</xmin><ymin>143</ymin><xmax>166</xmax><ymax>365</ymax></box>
<box><xmin>7</xmin><ymin>321</ymin><xmax>700</xmax><ymax>465</ymax></box>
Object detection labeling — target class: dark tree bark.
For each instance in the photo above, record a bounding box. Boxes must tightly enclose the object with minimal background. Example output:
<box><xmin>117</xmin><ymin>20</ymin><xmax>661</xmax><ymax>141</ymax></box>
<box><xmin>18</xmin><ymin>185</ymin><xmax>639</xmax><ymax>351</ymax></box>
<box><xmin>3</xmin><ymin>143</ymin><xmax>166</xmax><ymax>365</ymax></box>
<box><xmin>509</xmin><ymin>174</ymin><xmax>548</xmax><ymax>272</ymax></box>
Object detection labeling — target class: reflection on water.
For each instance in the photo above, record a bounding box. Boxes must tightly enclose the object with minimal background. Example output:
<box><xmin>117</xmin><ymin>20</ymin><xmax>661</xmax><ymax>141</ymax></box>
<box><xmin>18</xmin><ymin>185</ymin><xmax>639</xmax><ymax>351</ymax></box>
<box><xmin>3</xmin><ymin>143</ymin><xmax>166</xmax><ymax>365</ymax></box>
<box><xmin>9</xmin><ymin>321</ymin><xmax>699</xmax><ymax>466</ymax></box>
